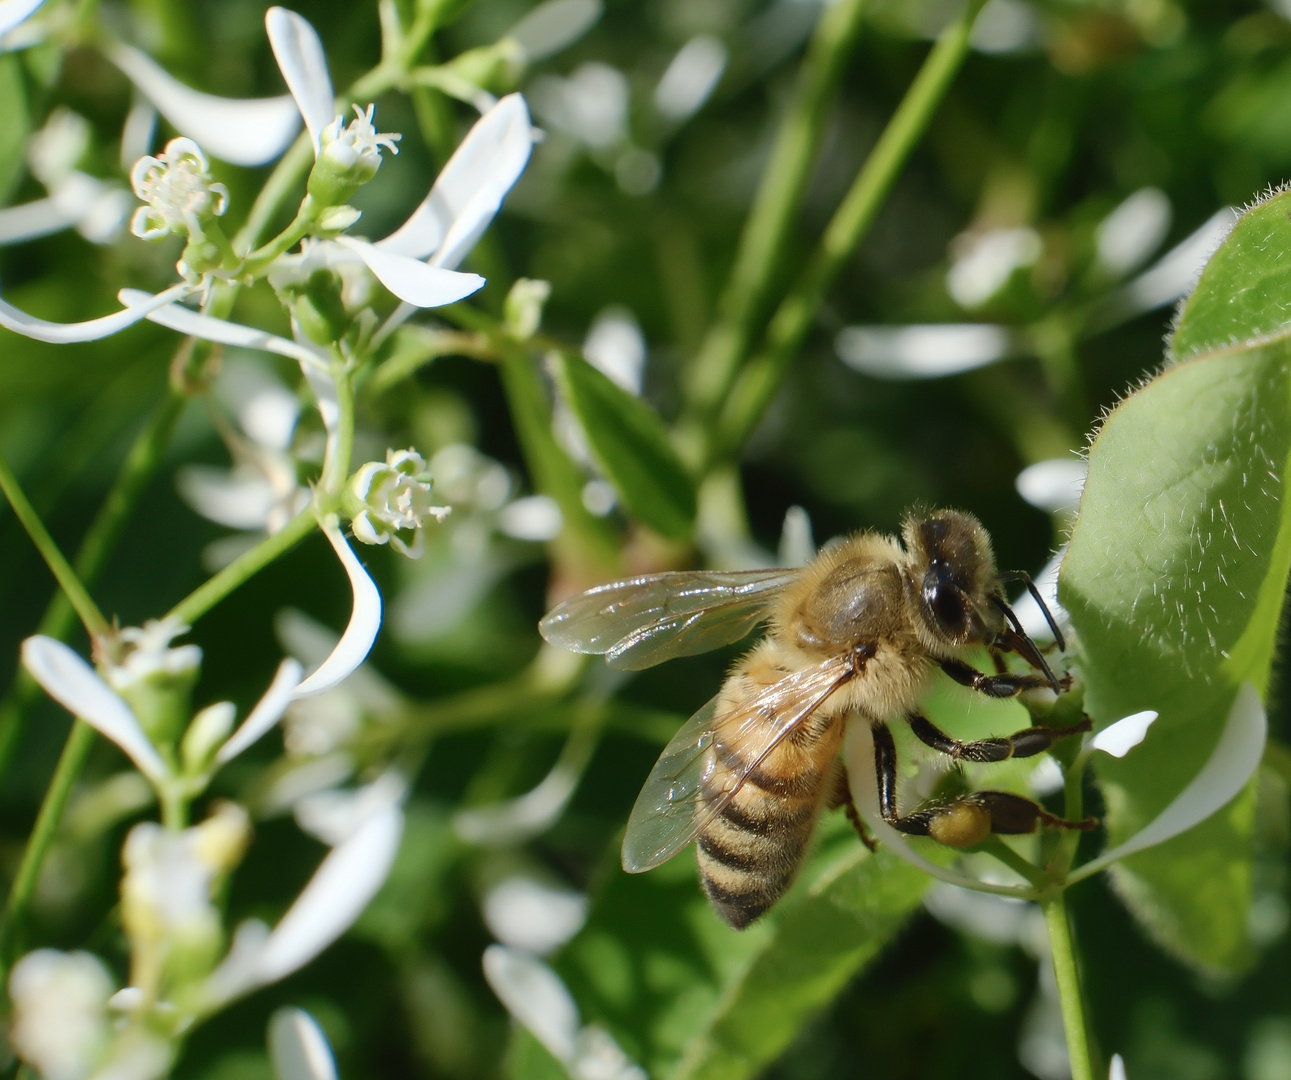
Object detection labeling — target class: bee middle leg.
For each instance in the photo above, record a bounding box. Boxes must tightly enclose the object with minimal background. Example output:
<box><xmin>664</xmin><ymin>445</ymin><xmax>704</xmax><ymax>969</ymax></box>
<box><xmin>906</xmin><ymin>711</ymin><xmax>1091</xmax><ymax>763</ymax></box>
<box><xmin>826</xmin><ymin>763</ymin><xmax>877</xmax><ymax>852</ymax></box>
<box><xmin>871</xmin><ymin>721</ymin><xmax>1094</xmax><ymax>849</ymax></box>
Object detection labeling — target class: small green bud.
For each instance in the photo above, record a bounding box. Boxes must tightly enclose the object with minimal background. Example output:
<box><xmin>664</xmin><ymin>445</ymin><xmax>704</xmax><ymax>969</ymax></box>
<box><xmin>307</xmin><ymin>104</ymin><xmax>401</xmax><ymax>208</ymax></box>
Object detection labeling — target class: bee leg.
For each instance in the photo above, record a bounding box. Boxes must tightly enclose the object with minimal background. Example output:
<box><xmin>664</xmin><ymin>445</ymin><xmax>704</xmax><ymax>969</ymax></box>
<box><xmin>907</xmin><ymin>712</ymin><xmax>1091</xmax><ymax>763</ymax></box>
<box><xmin>872</xmin><ymin>722</ymin><xmax>1095</xmax><ymax>847</ymax></box>
<box><xmin>940</xmin><ymin>657</ymin><xmax>1070</xmax><ymax>698</ymax></box>
<box><xmin>827</xmin><ymin>764</ymin><xmax>877</xmax><ymax>852</ymax></box>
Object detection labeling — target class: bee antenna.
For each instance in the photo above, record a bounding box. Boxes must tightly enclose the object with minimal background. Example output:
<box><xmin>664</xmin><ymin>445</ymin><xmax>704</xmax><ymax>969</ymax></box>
<box><xmin>990</xmin><ymin>594</ymin><xmax>1062</xmax><ymax>693</ymax></box>
<box><xmin>996</xmin><ymin>570</ymin><xmax>1066</xmax><ymax>652</ymax></box>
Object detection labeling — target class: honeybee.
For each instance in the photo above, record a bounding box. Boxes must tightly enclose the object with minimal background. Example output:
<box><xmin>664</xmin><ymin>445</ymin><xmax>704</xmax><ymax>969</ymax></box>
<box><xmin>539</xmin><ymin>509</ymin><xmax>1091</xmax><ymax>928</ymax></box>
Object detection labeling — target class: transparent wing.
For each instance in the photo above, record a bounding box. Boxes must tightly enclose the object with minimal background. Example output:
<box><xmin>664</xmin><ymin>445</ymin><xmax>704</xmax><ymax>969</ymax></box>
<box><xmin>621</xmin><ymin>655</ymin><xmax>855</xmax><ymax>873</ymax></box>
<box><xmin>538</xmin><ymin>568</ymin><xmax>796</xmax><ymax>671</ymax></box>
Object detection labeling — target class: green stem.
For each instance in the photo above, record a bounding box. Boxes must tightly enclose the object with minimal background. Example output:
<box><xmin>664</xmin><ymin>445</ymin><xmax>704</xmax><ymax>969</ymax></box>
<box><xmin>0</xmin><ymin>454</ymin><xmax>107</xmax><ymax>637</ymax></box>
<box><xmin>166</xmin><ymin>509</ymin><xmax>318</xmax><ymax>628</ymax></box>
<box><xmin>0</xmin><ymin>721</ymin><xmax>96</xmax><ymax>965</ymax></box>
<box><xmin>680</xmin><ymin>0</ymin><xmax>869</xmax><ymax>425</ymax></box>
<box><xmin>321</xmin><ymin>363</ymin><xmax>357</xmax><ymax>494</ymax></box>
<box><xmin>711</xmin><ymin>0</ymin><xmax>988</xmax><ymax>463</ymax></box>
<box><xmin>1041</xmin><ymin>893</ymin><xmax>1098</xmax><ymax>1080</ymax></box>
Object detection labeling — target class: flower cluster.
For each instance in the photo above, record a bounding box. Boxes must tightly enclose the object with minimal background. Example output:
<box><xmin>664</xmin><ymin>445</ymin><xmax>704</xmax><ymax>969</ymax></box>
<box><xmin>348</xmin><ymin>448</ymin><xmax>449</xmax><ymax>557</ymax></box>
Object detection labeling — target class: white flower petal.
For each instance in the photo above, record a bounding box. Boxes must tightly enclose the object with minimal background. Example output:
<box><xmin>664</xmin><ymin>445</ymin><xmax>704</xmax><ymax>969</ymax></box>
<box><xmin>1089</xmin><ymin>710</ymin><xmax>1158</xmax><ymax>759</ymax></box>
<box><xmin>377</xmin><ymin>94</ymin><xmax>534</xmax><ymax>266</ymax></box>
<box><xmin>508</xmin><ymin>0</ymin><xmax>602</xmax><ymax>61</ymax></box>
<box><xmin>777</xmin><ymin>505</ymin><xmax>815</xmax><ymax>568</ymax></box>
<box><xmin>1109</xmin><ymin>1053</ymin><xmax>1127</xmax><ymax>1080</ymax></box>
<box><xmin>1070</xmin><ymin>682</ymin><xmax>1266</xmax><ymax>883</ymax></box>
<box><xmin>265</xmin><ymin>7</ymin><xmax>335</xmax><ymax>154</ymax></box>
<box><xmin>105</xmin><ymin>43</ymin><xmax>301</xmax><ymax>167</ymax></box>
<box><xmin>836</xmin><ymin>323</ymin><xmax>1017</xmax><ymax>379</ymax></box>
<box><xmin>1096</xmin><ymin>187</ymin><xmax>1171</xmax><ymax>277</ymax></box>
<box><xmin>0</xmin><ymin>0</ymin><xmax>44</xmax><ymax>37</ymax></box>
<box><xmin>203</xmin><ymin>918</ymin><xmax>271</xmax><ymax>1005</ymax></box>
<box><xmin>583</xmin><ymin>306</ymin><xmax>644</xmax><ymax>393</ymax></box>
<box><xmin>1015</xmin><ymin>458</ymin><xmax>1087</xmax><ymax>515</ymax></box>
<box><xmin>268</xmin><ymin>1008</ymin><xmax>338</xmax><ymax>1080</ymax></box>
<box><xmin>0</xmin><ymin>197</ymin><xmax>84</xmax><ymax>245</ymax></box>
<box><xmin>214</xmin><ymin>658</ymin><xmax>304</xmax><ymax>764</ymax></box>
<box><xmin>177</xmin><ymin>465</ymin><xmax>279</xmax><ymax>529</ymax></box>
<box><xmin>843</xmin><ymin>721</ymin><xmax>1032</xmax><ymax>897</ymax></box>
<box><xmin>21</xmin><ymin>637</ymin><xmax>169</xmax><ymax>783</ymax></box>
<box><xmin>294</xmin><ymin>523</ymin><xmax>382</xmax><ymax>698</ymax></box>
<box><xmin>482</xmin><ymin>876</ymin><xmax>588</xmax><ymax>955</ymax></box>
<box><xmin>482</xmin><ymin>944</ymin><xmax>580</xmax><ymax>1065</ymax></box>
<box><xmin>0</xmin><ymin>281</ymin><xmax>193</xmax><ymax>343</ymax></box>
<box><xmin>118</xmin><ymin>289</ymin><xmax>329</xmax><ymax>371</ymax></box>
<box><xmin>293</xmin><ymin>770</ymin><xmax>406</xmax><ymax>845</ymax></box>
<box><xmin>254</xmin><ymin>803</ymin><xmax>403</xmax><ymax>985</ymax></box>
<box><xmin>654</xmin><ymin>35</ymin><xmax>727</xmax><ymax>122</ymax></box>
<box><xmin>120</xmin><ymin>99</ymin><xmax>159</xmax><ymax>172</ymax></box>
<box><xmin>338</xmin><ymin>237</ymin><xmax>484</xmax><ymax>307</ymax></box>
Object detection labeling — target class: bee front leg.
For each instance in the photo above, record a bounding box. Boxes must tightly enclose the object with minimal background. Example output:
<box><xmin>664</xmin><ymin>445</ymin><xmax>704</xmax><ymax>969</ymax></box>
<box><xmin>871</xmin><ymin>721</ymin><xmax>1094</xmax><ymax>848</ymax></box>
<box><xmin>940</xmin><ymin>657</ymin><xmax>1069</xmax><ymax>698</ymax></box>
<box><xmin>907</xmin><ymin>712</ymin><xmax>1091</xmax><ymax>763</ymax></box>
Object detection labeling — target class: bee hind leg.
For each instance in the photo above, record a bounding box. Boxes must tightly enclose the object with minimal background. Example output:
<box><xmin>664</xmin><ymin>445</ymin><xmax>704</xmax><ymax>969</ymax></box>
<box><xmin>906</xmin><ymin>711</ymin><xmax>1091</xmax><ymax>763</ymax></box>
<box><xmin>871</xmin><ymin>722</ymin><xmax>1094</xmax><ymax>849</ymax></box>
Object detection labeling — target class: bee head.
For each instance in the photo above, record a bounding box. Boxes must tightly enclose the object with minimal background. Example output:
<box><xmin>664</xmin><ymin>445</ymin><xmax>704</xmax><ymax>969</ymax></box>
<box><xmin>902</xmin><ymin>509</ymin><xmax>1002</xmax><ymax>649</ymax></box>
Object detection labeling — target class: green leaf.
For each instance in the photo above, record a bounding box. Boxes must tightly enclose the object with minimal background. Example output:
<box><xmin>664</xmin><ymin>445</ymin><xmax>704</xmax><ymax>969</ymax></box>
<box><xmin>550</xmin><ymin>352</ymin><xmax>697</xmax><ymax>540</ymax></box>
<box><xmin>0</xmin><ymin>55</ymin><xmax>29</xmax><ymax>204</ymax></box>
<box><xmin>555</xmin><ymin>821</ymin><xmax>926</xmax><ymax>1080</ymax></box>
<box><xmin>1061</xmin><ymin>189</ymin><xmax>1291</xmax><ymax>971</ymax></box>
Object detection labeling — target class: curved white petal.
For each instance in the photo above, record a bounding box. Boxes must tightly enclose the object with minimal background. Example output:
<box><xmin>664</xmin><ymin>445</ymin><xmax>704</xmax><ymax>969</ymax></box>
<box><xmin>254</xmin><ymin>803</ymin><xmax>403</xmax><ymax>984</ymax></box>
<box><xmin>509</xmin><ymin>0</ymin><xmax>602</xmax><ymax>61</ymax></box>
<box><xmin>105</xmin><ymin>43</ymin><xmax>301</xmax><ymax>167</ymax></box>
<box><xmin>377</xmin><ymin>94</ymin><xmax>534</xmax><ymax>267</ymax></box>
<box><xmin>215</xmin><ymin>658</ymin><xmax>304</xmax><ymax>764</ymax></box>
<box><xmin>0</xmin><ymin>197</ymin><xmax>83</xmax><ymax>245</ymax></box>
<box><xmin>0</xmin><ymin>281</ymin><xmax>193</xmax><ymax>343</ymax></box>
<box><xmin>844</xmin><ymin>721</ymin><xmax>1032</xmax><ymax>897</ymax></box>
<box><xmin>1070</xmin><ymin>682</ymin><xmax>1266</xmax><ymax>883</ymax></box>
<box><xmin>0</xmin><ymin>0</ymin><xmax>44</xmax><ymax>37</ymax></box>
<box><xmin>269</xmin><ymin>1008</ymin><xmax>338</xmax><ymax>1080</ymax></box>
<box><xmin>294</xmin><ymin>770</ymin><xmax>406</xmax><ymax>845</ymax></box>
<box><xmin>1090</xmin><ymin>710</ymin><xmax>1158</xmax><ymax>759</ymax></box>
<box><xmin>119</xmin><ymin>289</ymin><xmax>329</xmax><ymax>371</ymax></box>
<box><xmin>1015</xmin><ymin>458</ymin><xmax>1086</xmax><ymax>515</ymax></box>
<box><xmin>177</xmin><ymin>465</ymin><xmax>279</xmax><ymax>529</ymax></box>
<box><xmin>1109</xmin><ymin>1053</ymin><xmax>1127</xmax><ymax>1080</ymax></box>
<box><xmin>482</xmin><ymin>945</ymin><xmax>580</xmax><ymax>1064</ymax></box>
<box><xmin>654</xmin><ymin>35</ymin><xmax>727</xmax><ymax>122</ymax></box>
<box><xmin>265</xmin><ymin>7</ymin><xmax>334</xmax><ymax>154</ymax></box>
<box><xmin>339</xmin><ymin>238</ymin><xmax>484</xmax><ymax>307</ymax></box>
<box><xmin>294</xmin><ymin>522</ymin><xmax>382</xmax><ymax>698</ymax></box>
<box><xmin>21</xmin><ymin>636</ymin><xmax>169</xmax><ymax>783</ymax></box>
<box><xmin>836</xmin><ymin>323</ymin><xmax>1016</xmax><ymax>379</ymax></box>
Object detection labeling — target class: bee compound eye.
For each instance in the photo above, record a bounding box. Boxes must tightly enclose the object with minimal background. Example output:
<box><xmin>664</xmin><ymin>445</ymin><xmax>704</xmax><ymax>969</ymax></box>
<box><xmin>923</xmin><ymin>571</ymin><xmax>968</xmax><ymax>638</ymax></box>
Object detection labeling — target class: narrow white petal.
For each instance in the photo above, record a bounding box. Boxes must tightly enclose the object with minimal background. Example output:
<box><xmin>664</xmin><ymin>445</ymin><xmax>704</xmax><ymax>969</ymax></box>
<box><xmin>482</xmin><ymin>876</ymin><xmax>588</xmax><ymax>955</ymax></box>
<box><xmin>843</xmin><ymin>721</ymin><xmax>1032</xmax><ymax>897</ymax></box>
<box><xmin>215</xmin><ymin>658</ymin><xmax>304</xmax><ymax>764</ymax></box>
<box><xmin>836</xmin><ymin>323</ymin><xmax>1016</xmax><ymax>379</ymax></box>
<box><xmin>294</xmin><ymin>770</ymin><xmax>406</xmax><ymax>845</ymax></box>
<box><xmin>118</xmin><ymin>289</ymin><xmax>329</xmax><ymax>371</ymax></box>
<box><xmin>254</xmin><ymin>804</ymin><xmax>403</xmax><ymax>984</ymax></box>
<box><xmin>340</xmin><ymin>238</ymin><xmax>484</xmax><ymax>307</ymax></box>
<box><xmin>0</xmin><ymin>197</ymin><xmax>83</xmax><ymax>244</ymax></box>
<box><xmin>21</xmin><ymin>637</ymin><xmax>169</xmax><ymax>783</ymax></box>
<box><xmin>177</xmin><ymin>465</ymin><xmax>278</xmax><ymax>529</ymax></box>
<box><xmin>120</xmin><ymin>99</ymin><xmax>158</xmax><ymax>171</ymax></box>
<box><xmin>654</xmin><ymin>36</ymin><xmax>726</xmax><ymax>122</ymax></box>
<box><xmin>508</xmin><ymin>0</ymin><xmax>602</xmax><ymax>61</ymax></box>
<box><xmin>1109</xmin><ymin>1053</ymin><xmax>1127</xmax><ymax>1080</ymax></box>
<box><xmin>203</xmin><ymin>919</ymin><xmax>270</xmax><ymax>1005</ymax></box>
<box><xmin>294</xmin><ymin>523</ymin><xmax>382</xmax><ymax>698</ymax></box>
<box><xmin>265</xmin><ymin>7</ymin><xmax>334</xmax><ymax>154</ymax></box>
<box><xmin>777</xmin><ymin>505</ymin><xmax>815</xmax><ymax>568</ymax></box>
<box><xmin>482</xmin><ymin>945</ymin><xmax>580</xmax><ymax>1064</ymax></box>
<box><xmin>1015</xmin><ymin>458</ymin><xmax>1087</xmax><ymax>515</ymax></box>
<box><xmin>1096</xmin><ymin>187</ymin><xmax>1171</xmax><ymax>277</ymax></box>
<box><xmin>377</xmin><ymin>94</ymin><xmax>534</xmax><ymax>266</ymax></box>
<box><xmin>0</xmin><ymin>281</ymin><xmax>193</xmax><ymax>343</ymax></box>
<box><xmin>0</xmin><ymin>0</ymin><xmax>44</xmax><ymax>36</ymax></box>
<box><xmin>1090</xmin><ymin>710</ymin><xmax>1158</xmax><ymax>759</ymax></box>
<box><xmin>1070</xmin><ymin>682</ymin><xmax>1266</xmax><ymax>883</ymax></box>
<box><xmin>105</xmin><ymin>44</ymin><xmax>301</xmax><ymax>167</ymax></box>
<box><xmin>268</xmin><ymin>1008</ymin><xmax>338</xmax><ymax>1080</ymax></box>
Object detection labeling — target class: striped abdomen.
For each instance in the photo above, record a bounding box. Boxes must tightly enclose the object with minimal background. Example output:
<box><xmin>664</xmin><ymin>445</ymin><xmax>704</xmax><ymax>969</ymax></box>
<box><xmin>696</xmin><ymin>708</ymin><xmax>844</xmax><ymax>929</ymax></box>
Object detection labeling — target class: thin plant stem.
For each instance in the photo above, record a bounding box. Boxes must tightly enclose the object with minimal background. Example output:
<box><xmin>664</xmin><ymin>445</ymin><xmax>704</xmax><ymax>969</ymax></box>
<box><xmin>166</xmin><ymin>509</ymin><xmax>318</xmax><ymax>628</ymax></box>
<box><xmin>0</xmin><ymin>453</ymin><xmax>107</xmax><ymax>637</ymax></box>
<box><xmin>1042</xmin><ymin>892</ymin><xmax>1098</xmax><ymax>1080</ymax></box>
<box><xmin>711</xmin><ymin>0</ymin><xmax>989</xmax><ymax>464</ymax></box>
<box><xmin>681</xmin><ymin>0</ymin><xmax>869</xmax><ymax>425</ymax></box>
<box><xmin>0</xmin><ymin>721</ymin><xmax>96</xmax><ymax>966</ymax></box>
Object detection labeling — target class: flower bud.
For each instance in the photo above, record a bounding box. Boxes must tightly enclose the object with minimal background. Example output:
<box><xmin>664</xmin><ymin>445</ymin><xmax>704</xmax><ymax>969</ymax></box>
<box><xmin>289</xmin><ymin>267</ymin><xmax>351</xmax><ymax>345</ymax></box>
<box><xmin>505</xmin><ymin>278</ymin><xmax>552</xmax><ymax>341</ymax></box>
<box><xmin>307</xmin><ymin>104</ymin><xmax>400</xmax><ymax>208</ymax></box>
<box><xmin>346</xmin><ymin>448</ymin><xmax>450</xmax><ymax>558</ymax></box>
<box><xmin>101</xmin><ymin>620</ymin><xmax>202</xmax><ymax>751</ymax></box>
<box><xmin>180</xmin><ymin>702</ymin><xmax>236</xmax><ymax>775</ymax></box>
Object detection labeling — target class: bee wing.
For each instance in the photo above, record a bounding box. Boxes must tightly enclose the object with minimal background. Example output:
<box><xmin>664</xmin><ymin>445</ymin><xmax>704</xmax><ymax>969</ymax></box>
<box><xmin>621</xmin><ymin>655</ymin><xmax>855</xmax><ymax>873</ymax></box>
<box><xmin>538</xmin><ymin>568</ymin><xmax>796</xmax><ymax>671</ymax></box>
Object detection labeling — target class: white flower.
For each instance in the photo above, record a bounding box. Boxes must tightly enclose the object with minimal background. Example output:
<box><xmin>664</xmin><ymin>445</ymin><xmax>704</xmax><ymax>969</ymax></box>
<box><xmin>316</xmin><ymin>103</ymin><xmax>400</xmax><ymax>185</ymax></box>
<box><xmin>101</xmin><ymin>618</ymin><xmax>203</xmax><ymax>695</ymax></box>
<box><xmin>654</xmin><ymin>36</ymin><xmax>727</xmax><ymax>122</ymax></box>
<box><xmin>1096</xmin><ymin>188</ymin><xmax>1171</xmax><ymax>278</ymax></box>
<box><xmin>9</xmin><ymin>949</ymin><xmax>114</xmax><ymax>1080</ymax></box>
<box><xmin>835</xmin><ymin>323</ymin><xmax>1018</xmax><ymax>379</ymax></box>
<box><xmin>349</xmin><ymin>448</ymin><xmax>449</xmax><ymax>557</ymax></box>
<box><xmin>130</xmin><ymin>137</ymin><xmax>229</xmax><ymax>241</ymax></box>
<box><xmin>946</xmin><ymin>226</ymin><xmax>1043</xmax><ymax>309</ymax></box>
<box><xmin>0</xmin><ymin>0</ymin><xmax>48</xmax><ymax>47</ymax></box>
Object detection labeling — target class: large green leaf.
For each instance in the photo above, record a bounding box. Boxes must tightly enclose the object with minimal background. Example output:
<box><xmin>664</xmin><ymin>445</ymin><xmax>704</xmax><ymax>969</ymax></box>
<box><xmin>555</xmin><ymin>817</ymin><xmax>926</xmax><ymax>1080</ymax></box>
<box><xmin>1060</xmin><ymin>189</ymin><xmax>1291</xmax><ymax>971</ymax></box>
<box><xmin>550</xmin><ymin>352</ymin><xmax>697</xmax><ymax>540</ymax></box>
